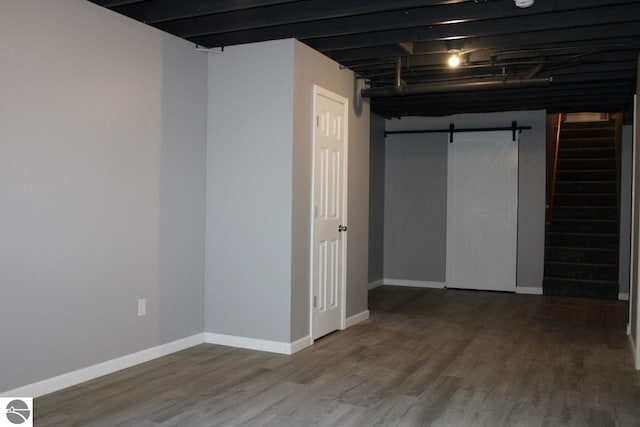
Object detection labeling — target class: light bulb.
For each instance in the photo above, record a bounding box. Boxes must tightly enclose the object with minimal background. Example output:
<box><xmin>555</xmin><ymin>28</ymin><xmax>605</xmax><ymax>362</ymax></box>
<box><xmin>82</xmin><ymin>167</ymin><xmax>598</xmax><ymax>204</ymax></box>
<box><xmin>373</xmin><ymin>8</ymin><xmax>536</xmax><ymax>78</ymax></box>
<box><xmin>448</xmin><ymin>53</ymin><xmax>461</xmax><ymax>68</ymax></box>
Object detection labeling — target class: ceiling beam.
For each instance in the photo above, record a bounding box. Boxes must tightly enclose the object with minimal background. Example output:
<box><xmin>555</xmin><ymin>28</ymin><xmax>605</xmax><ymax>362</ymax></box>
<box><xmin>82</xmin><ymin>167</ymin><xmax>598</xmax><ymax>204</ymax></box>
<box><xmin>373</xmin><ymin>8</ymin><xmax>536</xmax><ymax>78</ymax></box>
<box><xmin>111</xmin><ymin>0</ymin><xmax>304</xmax><ymax>23</ymax></box>
<box><xmin>307</xmin><ymin>2</ymin><xmax>640</xmax><ymax>52</ymax></box>
<box><xmin>115</xmin><ymin>0</ymin><xmax>474</xmax><ymax>25</ymax></box>
<box><xmin>187</xmin><ymin>0</ymin><xmax>634</xmax><ymax>47</ymax></box>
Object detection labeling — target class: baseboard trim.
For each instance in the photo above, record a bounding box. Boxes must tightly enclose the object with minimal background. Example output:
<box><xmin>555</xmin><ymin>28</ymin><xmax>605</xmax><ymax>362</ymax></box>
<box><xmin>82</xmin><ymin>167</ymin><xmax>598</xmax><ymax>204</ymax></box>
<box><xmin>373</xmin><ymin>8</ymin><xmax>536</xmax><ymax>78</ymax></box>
<box><xmin>515</xmin><ymin>286</ymin><xmax>543</xmax><ymax>295</ymax></box>
<box><xmin>629</xmin><ymin>333</ymin><xmax>639</xmax><ymax>370</ymax></box>
<box><xmin>0</xmin><ymin>333</ymin><xmax>205</xmax><ymax>398</ymax></box>
<box><xmin>205</xmin><ymin>332</ymin><xmax>310</xmax><ymax>355</ymax></box>
<box><xmin>383</xmin><ymin>278</ymin><xmax>446</xmax><ymax>289</ymax></box>
<box><xmin>344</xmin><ymin>310</ymin><xmax>370</xmax><ymax>328</ymax></box>
<box><xmin>368</xmin><ymin>279</ymin><xmax>384</xmax><ymax>290</ymax></box>
<box><xmin>619</xmin><ymin>293</ymin><xmax>630</xmax><ymax>301</ymax></box>
<box><xmin>290</xmin><ymin>335</ymin><xmax>313</xmax><ymax>354</ymax></box>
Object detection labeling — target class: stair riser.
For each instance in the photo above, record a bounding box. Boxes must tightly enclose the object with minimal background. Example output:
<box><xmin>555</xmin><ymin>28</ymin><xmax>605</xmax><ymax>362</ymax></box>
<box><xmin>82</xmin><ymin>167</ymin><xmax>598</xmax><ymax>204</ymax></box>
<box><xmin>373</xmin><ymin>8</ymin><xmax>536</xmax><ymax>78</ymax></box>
<box><xmin>556</xmin><ymin>170</ymin><xmax>616</xmax><ymax>181</ymax></box>
<box><xmin>558</xmin><ymin>148</ymin><xmax>615</xmax><ymax>160</ymax></box>
<box><xmin>561</xmin><ymin>129</ymin><xmax>615</xmax><ymax>138</ymax></box>
<box><xmin>553</xmin><ymin>194</ymin><xmax>616</xmax><ymax>207</ymax></box>
<box><xmin>555</xmin><ymin>182</ymin><xmax>616</xmax><ymax>194</ymax></box>
<box><xmin>545</xmin><ymin>247</ymin><xmax>618</xmax><ymax>264</ymax></box>
<box><xmin>547</xmin><ymin>234</ymin><xmax>619</xmax><ymax>249</ymax></box>
<box><xmin>544</xmin><ymin>264</ymin><xmax>618</xmax><ymax>281</ymax></box>
<box><xmin>557</xmin><ymin>159</ymin><xmax>617</xmax><ymax>170</ymax></box>
<box><xmin>559</xmin><ymin>138</ymin><xmax>615</xmax><ymax>148</ymax></box>
<box><xmin>543</xmin><ymin>279</ymin><xmax>618</xmax><ymax>300</ymax></box>
<box><xmin>552</xmin><ymin>206</ymin><xmax>617</xmax><ymax>220</ymax></box>
<box><xmin>548</xmin><ymin>221</ymin><xmax>618</xmax><ymax>234</ymax></box>
<box><xmin>562</xmin><ymin>121</ymin><xmax>614</xmax><ymax>130</ymax></box>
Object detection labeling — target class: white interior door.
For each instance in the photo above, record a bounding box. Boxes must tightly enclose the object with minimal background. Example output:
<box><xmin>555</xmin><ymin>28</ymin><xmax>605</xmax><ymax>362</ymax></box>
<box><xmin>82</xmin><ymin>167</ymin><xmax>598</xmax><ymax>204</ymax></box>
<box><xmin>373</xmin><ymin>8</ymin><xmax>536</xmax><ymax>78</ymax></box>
<box><xmin>311</xmin><ymin>86</ymin><xmax>348</xmax><ymax>340</ymax></box>
<box><xmin>446</xmin><ymin>131</ymin><xmax>518</xmax><ymax>292</ymax></box>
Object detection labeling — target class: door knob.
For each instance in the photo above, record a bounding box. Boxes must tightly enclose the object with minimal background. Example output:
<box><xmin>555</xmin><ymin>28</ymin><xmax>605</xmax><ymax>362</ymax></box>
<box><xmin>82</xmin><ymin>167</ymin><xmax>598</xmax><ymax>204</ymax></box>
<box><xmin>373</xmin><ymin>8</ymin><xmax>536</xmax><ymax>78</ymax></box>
<box><xmin>338</xmin><ymin>225</ymin><xmax>348</xmax><ymax>232</ymax></box>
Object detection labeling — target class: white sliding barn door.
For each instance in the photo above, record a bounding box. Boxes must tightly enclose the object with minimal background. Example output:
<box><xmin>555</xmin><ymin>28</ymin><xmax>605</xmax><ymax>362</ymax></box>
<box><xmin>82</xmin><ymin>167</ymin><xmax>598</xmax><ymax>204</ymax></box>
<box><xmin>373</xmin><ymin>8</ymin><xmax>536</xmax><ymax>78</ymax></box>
<box><xmin>311</xmin><ymin>86</ymin><xmax>348</xmax><ymax>340</ymax></box>
<box><xmin>446</xmin><ymin>131</ymin><xmax>518</xmax><ymax>292</ymax></box>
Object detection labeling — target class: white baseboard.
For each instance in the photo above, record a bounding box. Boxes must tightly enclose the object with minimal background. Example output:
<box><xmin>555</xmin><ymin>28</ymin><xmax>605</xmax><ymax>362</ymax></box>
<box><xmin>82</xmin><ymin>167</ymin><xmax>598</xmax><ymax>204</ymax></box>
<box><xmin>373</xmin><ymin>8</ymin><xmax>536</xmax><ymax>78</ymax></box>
<box><xmin>383</xmin><ymin>278</ymin><xmax>446</xmax><ymax>289</ymax></box>
<box><xmin>515</xmin><ymin>286</ymin><xmax>543</xmax><ymax>295</ymax></box>
<box><xmin>368</xmin><ymin>279</ymin><xmax>384</xmax><ymax>290</ymax></box>
<box><xmin>204</xmin><ymin>332</ymin><xmax>311</xmax><ymax>355</ymax></box>
<box><xmin>290</xmin><ymin>335</ymin><xmax>313</xmax><ymax>354</ymax></box>
<box><xmin>629</xmin><ymin>333</ymin><xmax>639</xmax><ymax>370</ymax></box>
<box><xmin>619</xmin><ymin>293</ymin><xmax>630</xmax><ymax>301</ymax></box>
<box><xmin>0</xmin><ymin>333</ymin><xmax>205</xmax><ymax>398</ymax></box>
<box><xmin>344</xmin><ymin>310</ymin><xmax>370</xmax><ymax>328</ymax></box>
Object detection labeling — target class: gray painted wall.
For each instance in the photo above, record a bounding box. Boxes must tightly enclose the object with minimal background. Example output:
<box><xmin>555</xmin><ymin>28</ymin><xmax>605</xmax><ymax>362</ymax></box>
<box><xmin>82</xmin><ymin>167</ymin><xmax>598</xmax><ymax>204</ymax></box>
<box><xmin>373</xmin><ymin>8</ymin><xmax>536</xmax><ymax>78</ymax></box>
<box><xmin>621</xmin><ymin>125</ymin><xmax>633</xmax><ymax>296</ymax></box>
<box><xmin>206</xmin><ymin>40</ymin><xmax>294</xmax><ymax>343</ymax></box>
<box><xmin>206</xmin><ymin>40</ymin><xmax>370</xmax><ymax>343</ymax></box>
<box><xmin>383</xmin><ymin>111</ymin><xmax>546</xmax><ymax>288</ymax></box>
<box><xmin>384</xmin><ymin>134</ymin><xmax>447</xmax><ymax>282</ymax></box>
<box><xmin>291</xmin><ymin>41</ymin><xmax>370</xmax><ymax>339</ymax></box>
<box><xmin>631</xmin><ymin>56</ymin><xmax>639</xmax><ymax>359</ymax></box>
<box><xmin>368</xmin><ymin>114</ymin><xmax>386</xmax><ymax>283</ymax></box>
<box><xmin>0</xmin><ymin>0</ymin><xmax>207</xmax><ymax>392</ymax></box>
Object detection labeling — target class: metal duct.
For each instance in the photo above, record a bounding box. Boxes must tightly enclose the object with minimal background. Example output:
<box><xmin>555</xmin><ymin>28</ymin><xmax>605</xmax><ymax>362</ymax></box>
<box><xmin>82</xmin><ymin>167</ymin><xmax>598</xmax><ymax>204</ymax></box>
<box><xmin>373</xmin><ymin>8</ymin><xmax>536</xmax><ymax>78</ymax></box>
<box><xmin>361</xmin><ymin>76</ymin><xmax>552</xmax><ymax>98</ymax></box>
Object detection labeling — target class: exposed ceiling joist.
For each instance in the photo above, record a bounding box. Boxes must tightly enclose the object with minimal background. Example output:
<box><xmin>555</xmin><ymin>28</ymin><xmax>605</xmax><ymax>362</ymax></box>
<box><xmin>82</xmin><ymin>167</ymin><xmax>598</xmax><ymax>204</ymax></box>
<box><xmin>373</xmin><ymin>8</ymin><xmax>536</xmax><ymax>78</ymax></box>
<box><xmin>88</xmin><ymin>0</ymin><xmax>640</xmax><ymax>117</ymax></box>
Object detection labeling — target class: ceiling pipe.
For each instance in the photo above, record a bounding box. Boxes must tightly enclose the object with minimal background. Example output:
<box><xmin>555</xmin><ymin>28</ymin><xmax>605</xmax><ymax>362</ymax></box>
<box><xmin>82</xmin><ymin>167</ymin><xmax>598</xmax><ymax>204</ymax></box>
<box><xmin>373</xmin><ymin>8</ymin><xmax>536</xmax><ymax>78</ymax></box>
<box><xmin>361</xmin><ymin>76</ymin><xmax>552</xmax><ymax>98</ymax></box>
<box><xmin>394</xmin><ymin>57</ymin><xmax>403</xmax><ymax>93</ymax></box>
<box><xmin>526</xmin><ymin>60</ymin><xmax>546</xmax><ymax>79</ymax></box>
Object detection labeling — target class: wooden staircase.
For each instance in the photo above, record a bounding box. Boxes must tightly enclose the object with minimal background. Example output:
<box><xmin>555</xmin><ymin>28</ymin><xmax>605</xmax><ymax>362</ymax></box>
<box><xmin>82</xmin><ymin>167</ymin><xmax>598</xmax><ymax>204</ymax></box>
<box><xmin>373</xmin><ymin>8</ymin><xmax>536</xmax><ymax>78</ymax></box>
<box><xmin>543</xmin><ymin>120</ymin><xmax>619</xmax><ymax>299</ymax></box>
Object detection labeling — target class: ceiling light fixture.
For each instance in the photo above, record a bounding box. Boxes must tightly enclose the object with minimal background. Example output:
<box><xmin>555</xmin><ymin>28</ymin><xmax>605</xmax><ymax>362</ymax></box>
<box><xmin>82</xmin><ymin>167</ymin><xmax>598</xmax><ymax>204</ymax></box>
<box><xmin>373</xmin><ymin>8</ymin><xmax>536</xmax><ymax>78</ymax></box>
<box><xmin>514</xmin><ymin>0</ymin><xmax>534</xmax><ymax>8</ymax></box>
<box><xmin>445</xmin><ymin>40</ymin><xmax>465</xmax><ymax>68</ymax></box>
<box><xmin>448</xmin><ymin>52</ymin><xmax>461</xmax><ymax>68</ymax></box>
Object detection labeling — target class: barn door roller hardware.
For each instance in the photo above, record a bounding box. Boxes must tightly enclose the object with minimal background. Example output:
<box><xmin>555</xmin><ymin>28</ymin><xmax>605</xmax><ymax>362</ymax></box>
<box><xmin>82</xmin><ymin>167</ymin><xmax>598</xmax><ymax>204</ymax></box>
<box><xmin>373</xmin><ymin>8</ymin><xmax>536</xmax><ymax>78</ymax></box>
<box><xmin>385</xmin><ymin>121</ymin><xmax>531</xmax><ymax>142</ymax></box>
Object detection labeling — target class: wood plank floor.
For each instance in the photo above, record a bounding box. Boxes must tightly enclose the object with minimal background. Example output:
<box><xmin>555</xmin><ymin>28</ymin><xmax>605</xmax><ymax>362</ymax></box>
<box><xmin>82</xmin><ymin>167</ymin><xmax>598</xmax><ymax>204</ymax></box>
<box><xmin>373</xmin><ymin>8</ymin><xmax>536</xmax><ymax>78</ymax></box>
<box><xmin>36</xmin><ymin>286</ymin><xmax>640</xmax><ymax>426</ymax></box>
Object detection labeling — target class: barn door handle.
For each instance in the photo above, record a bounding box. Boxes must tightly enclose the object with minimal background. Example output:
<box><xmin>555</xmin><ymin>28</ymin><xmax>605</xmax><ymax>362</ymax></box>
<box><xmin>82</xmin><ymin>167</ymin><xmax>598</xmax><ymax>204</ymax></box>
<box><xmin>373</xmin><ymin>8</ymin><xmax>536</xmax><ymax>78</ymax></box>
<box><xmin>338</xmin><ymin>225</ymin><xmax>348</xmax><ymax>232</ymax></box>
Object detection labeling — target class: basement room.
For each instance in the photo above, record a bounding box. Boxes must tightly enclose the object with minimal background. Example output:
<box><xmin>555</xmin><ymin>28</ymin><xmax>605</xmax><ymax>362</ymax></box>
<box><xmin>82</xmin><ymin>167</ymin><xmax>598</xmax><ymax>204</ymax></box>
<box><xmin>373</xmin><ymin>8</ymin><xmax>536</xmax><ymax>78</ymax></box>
<box><xmin>1</xmin><ymin>0</ymin><xmax>640</xmax><ymax>425</ymax></box>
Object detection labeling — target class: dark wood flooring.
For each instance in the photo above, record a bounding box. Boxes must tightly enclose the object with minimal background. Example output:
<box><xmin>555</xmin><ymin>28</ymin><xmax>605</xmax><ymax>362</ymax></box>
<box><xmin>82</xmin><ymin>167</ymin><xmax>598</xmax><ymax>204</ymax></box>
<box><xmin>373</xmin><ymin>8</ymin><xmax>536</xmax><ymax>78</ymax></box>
<box><xmin>36</xmin><ymin>286</ymin><xmax>640</xmax><ymax>426</ymax></box>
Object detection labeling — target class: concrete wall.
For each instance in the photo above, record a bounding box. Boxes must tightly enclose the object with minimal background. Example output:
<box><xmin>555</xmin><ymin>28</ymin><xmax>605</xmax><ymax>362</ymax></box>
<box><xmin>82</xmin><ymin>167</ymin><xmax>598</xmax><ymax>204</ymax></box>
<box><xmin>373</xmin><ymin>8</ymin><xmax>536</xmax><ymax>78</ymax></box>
<box><xmin>206</xmin><ymin>40</ymin><xmax>294</xmax><ymax>343</ymax></box>
<box><xmin>368</xmin><ymin>114</ymin><xmax>386</xmax><ymax>284</ymax></box>
<box><xmin>292</xmin><ymin>41</ymin><xmax>370</xmax><ymax>339</ymax></box>
<box><xmin>0</xmin><ymin>0</ymin><xmax>207</xmax><ymax>392</ymax></box>
<box><xmin>383</xmin><ymin>111</ymin><xmax>546</xmax><ymax>288</ymax></box>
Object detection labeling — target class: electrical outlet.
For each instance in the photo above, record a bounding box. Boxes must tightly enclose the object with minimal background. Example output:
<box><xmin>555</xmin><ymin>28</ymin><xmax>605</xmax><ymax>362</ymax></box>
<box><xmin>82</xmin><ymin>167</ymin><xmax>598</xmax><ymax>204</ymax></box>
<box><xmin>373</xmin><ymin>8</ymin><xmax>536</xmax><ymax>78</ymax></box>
<box><xmin>138</xmin><ymin>298</ymin><xmax>146</xmax><ymax>317</ymax></box>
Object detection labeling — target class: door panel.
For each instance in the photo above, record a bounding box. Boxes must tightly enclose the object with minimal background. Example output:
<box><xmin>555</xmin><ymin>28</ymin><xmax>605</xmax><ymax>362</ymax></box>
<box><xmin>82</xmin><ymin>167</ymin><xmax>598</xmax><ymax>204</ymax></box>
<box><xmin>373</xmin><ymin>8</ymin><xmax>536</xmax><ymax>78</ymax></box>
<box><xmin>312</xmin><ymin>86</ymin><xmax>348</xmax><ymax>340</ymax></box>
<box><xmin>446</xmin><ymin>131</ymin><xmax>518</xmax><ymax>292</ymax></box>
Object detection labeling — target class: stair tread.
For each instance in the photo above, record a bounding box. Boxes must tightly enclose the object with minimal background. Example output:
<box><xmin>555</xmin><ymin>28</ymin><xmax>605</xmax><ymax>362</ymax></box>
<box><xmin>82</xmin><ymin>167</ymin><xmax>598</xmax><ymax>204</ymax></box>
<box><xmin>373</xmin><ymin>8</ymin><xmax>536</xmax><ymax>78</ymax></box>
<box><xmin>551</xmin><ymin>218</ymin><xmax>617</xmax><ymax>222</ymax></box>
<box><xmin>546</xmin><ymin>246</ymin><xmax>618</xmax><ymax>252</ymax></box>
<box><xmin>554</xmin><ymin>192</ymin><xmax>616</xmax><ymax>196</ymax></box>
<box><xmin>557</xmin><ymin>169</ymin><xmax>616</xmax><ymax>172</ymax></box>
<box><xmin>558</xmin><ymin>157</ymin><xmax>614</xmax><ymax>159</ymax></box>
<box><xmin>544</xmin><ymin>261</ymin><xmax>617</xmax><ymax>268</ymax></box>
<box><xmin>543</xmin><ymin>277</ymin><xmax>618</xmax><ymax>285</ymax></box>
<box><xmin>560</xmin><ymin>146</ymin><xmax>615</xmax><ymax>150</ymax></box>
<box><xmin>547</xmin><ymin>232</ymin><xmax>617</xmax><ymax>237</ymax></box>
<box><xmin>556</xmin><ymin>181</ymin><xmax>616</xmax><ymax>184</ymax></box>
<box><xmin>552</xmin><ymin>205</ymin><xmax>617</xmax><ymax>209</ymax></box>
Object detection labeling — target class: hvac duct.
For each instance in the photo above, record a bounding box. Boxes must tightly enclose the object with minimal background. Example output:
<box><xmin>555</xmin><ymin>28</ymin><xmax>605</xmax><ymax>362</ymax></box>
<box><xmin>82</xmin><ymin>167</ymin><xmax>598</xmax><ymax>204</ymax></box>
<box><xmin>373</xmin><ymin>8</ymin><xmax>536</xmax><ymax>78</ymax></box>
<box><xmin>361</xmin><ymin>76</ymin><xmax>552</xmax><ymax>98</ymax></box>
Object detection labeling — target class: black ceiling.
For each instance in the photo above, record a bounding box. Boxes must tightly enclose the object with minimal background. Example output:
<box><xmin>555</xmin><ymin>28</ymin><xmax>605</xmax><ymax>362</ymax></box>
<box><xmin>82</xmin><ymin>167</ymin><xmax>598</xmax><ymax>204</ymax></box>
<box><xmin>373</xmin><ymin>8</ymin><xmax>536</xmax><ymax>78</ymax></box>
<box><xmin>89</xmin><ymin>0</ymin><xmax>640</xmax><ymax>117</ymax></box>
